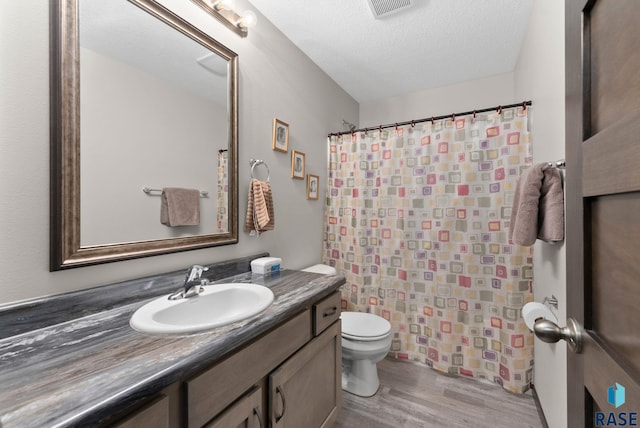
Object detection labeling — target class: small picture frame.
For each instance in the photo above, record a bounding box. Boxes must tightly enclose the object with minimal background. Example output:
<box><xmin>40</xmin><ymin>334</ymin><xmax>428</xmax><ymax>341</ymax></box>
<box><xmin>291</xmin><ymin>150</ymin><xmax>305</xmax><ymax>179</ymax></box>
<box><xmin>307</xmin><ymin>174</ymin><xmax>319</xmax><ymax>200</ymax></box>
<box><xmin>272</xmin><ymin>118</ymin><xmax>289</xmax><ymax>153</ymax></box>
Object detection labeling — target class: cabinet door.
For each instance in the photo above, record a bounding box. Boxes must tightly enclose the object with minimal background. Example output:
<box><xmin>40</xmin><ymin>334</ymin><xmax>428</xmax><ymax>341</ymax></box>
<box><xmin>269</xmin><ymin>321</ymin><xmax>341</xmax><ymax>428</ymax></box>
<box><xmin>204</xmin><ymin>386</ymin><xmax>263</xmax><ymax>428</ymax></box>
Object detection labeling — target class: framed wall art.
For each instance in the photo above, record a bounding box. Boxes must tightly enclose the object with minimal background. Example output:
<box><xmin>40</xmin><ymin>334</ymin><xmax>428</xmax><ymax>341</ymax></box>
<box><xmin>272</xmin><ymin>118</ymin><xmax>289</xmax><ymax>153</ymax></box>
<box><xmin>291</xmin><ymin>150</ymin><xmax>305</xmax><ymax>179</ymax></box>
<box><xmin>307</xmin><ymin>174</ymin><xmax>319</xmax><ymax>200</ymax></box>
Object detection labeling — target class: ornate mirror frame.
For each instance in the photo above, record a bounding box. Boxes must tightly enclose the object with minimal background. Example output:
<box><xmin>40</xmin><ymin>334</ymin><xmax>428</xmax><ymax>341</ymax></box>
<box><xmin>50</xmin><ymin>0</ymin><xmax>239</xmax><ymax>271</ymax></box>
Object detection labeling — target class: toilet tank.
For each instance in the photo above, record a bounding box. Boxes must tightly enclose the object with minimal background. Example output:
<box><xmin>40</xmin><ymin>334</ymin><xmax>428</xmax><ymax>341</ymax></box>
<box><xmin>301</xmin><ymin>264</ymin><xmax>336</xmax><ymax>275</ymax></box>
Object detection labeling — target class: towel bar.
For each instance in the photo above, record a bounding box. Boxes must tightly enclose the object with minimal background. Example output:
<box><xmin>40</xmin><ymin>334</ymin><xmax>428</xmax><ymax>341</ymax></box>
<box><xmin>547</xmin><ymin>159</ymin><xmax>565</xmax><ymax>169</ymax></box>
<box><xmin>142</xmin><ymin>187</ymin><xmax>209</xmax><ymax>197</ymax></box>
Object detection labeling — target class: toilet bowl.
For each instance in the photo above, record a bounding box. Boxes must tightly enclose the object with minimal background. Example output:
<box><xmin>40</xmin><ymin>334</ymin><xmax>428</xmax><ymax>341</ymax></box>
<box><xmin>301</xmin><ymin>264</ymin><xmax>392</xmax><ymax>397</ymax></box>
<box><xmin>340</xmin><ymin>311</ymin><xmax>392</xmax><ymax>397</ymax></box>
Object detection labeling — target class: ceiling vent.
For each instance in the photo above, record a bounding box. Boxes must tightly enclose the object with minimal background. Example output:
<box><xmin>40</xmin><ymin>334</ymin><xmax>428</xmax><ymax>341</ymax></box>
<box><xmin>366</xmin><ymin>0</ymin><xmax>413</xmax><ymax>19</ymax></box>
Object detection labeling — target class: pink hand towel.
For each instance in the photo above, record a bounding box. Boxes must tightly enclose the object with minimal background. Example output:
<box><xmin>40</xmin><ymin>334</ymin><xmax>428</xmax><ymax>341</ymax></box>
<box><xmin>509</xmin><ymin>163</ymin><xmax>564</xmax><ymax>246</ymax></box>
<box><xmin>160</xmin><ymin>187</ymin><xmax>200</xmax><ymax>226</ymax></box>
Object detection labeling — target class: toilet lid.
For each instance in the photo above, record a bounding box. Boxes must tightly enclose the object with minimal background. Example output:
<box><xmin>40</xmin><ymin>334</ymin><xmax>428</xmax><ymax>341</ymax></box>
<box><xmin>341</xmin><ymin>312</ymin><xmax>391</xmax><ymax>341</ymax></box>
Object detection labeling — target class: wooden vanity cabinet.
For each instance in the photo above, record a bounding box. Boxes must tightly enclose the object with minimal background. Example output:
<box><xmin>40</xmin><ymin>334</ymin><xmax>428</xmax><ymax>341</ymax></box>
<box><xmin>269</xmin><ymin>321</ymin><xmax>341</xmax><ymax>427</ymax></box>
<box><xmin>111</xmin><ymin>291</ymin><xmax>341</xmax><ymax>428</ymax></box>
<box><xmin>186</xmin><ymin>291</ymin><xmax>341</xmax><ymax>428</ymax></box>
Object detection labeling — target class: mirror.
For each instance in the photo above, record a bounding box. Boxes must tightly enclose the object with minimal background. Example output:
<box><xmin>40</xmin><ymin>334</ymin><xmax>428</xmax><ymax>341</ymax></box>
<box><xmin>50</xmin><ymin>0</ymin><xmax>238</xmax><ymax>270</ymax></box>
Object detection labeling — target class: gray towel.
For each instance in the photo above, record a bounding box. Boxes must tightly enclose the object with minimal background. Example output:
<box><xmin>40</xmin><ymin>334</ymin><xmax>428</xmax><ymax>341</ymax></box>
<box><xmin>509</xmin><ymin>163</ymin><xmax>564</xmax><ymax>246</ymax></box>
<box><xmin>160</xmin><ymin>187</ymin><xmax>200</xmax><ymax>226</ymax></box>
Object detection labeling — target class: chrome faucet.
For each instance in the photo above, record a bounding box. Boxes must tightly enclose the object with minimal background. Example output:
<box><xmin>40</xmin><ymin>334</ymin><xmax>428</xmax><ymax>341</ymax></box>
<box><xmin>169</xmin><ymin>265</ymin><xmax>209</xmax><ymax>300</ymax></box>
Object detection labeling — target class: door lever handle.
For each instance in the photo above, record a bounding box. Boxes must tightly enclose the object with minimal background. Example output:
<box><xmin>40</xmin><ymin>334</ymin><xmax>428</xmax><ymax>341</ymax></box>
<box><xmin>533</xmin><ymin>317</ymin><xmax>583</xmax><ymax>353</ymax></box>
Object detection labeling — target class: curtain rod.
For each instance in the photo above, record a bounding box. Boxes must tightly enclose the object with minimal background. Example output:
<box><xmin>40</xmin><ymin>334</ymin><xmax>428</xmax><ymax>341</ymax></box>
<box><xmin>329</xmin><ymin>100</ymin><xmax>532</xmax><ymax>137</ymax></box>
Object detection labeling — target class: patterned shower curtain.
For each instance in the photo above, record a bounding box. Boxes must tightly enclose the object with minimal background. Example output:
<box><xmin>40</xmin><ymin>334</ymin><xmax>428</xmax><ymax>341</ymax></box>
<box><xmin>322</xmin><ymin>107</ymin><xmax>534</xmax><ymax>393</ymax></box>
<box><xmin>216</xmin><ymin>150</ymin><xmax>229</xmax><ymax>233</ymax></box>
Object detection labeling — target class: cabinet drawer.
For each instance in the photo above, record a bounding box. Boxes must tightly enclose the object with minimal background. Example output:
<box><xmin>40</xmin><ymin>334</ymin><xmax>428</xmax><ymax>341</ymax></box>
<box><xmin>313</xmin><ymin>291</ymin><xmax>341</xmax><ymax>336</ymax></box>
<box><xmin>186</xmin><ymin>310</ymin><xmax>312</xmax><ymax>428</ymax></box>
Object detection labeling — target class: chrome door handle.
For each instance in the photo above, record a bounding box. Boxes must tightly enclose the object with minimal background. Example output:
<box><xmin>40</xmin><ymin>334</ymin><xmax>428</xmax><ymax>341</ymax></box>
<box><xmin>533</xmin><ymin>317</ymin><xmax>583</xmax><ymax>353</ymax></box>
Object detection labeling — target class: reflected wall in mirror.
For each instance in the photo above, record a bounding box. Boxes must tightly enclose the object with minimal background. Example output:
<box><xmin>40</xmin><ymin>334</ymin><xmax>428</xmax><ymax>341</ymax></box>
<box><xmin>50</xmin><ymin>0</ymin><xmax>238</xmax><ymax>270</ymax></box>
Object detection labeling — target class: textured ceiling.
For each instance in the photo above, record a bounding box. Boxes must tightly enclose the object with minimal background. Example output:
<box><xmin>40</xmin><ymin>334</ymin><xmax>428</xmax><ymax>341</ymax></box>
<box><xmin>247</xmin><ymin>0</ymin><xmax>534</xmax><ymax>103</ymax></box>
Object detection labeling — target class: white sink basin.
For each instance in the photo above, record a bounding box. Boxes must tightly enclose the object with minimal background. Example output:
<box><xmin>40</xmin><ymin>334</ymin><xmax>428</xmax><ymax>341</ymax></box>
<box><xmin>130</xmin><ymin>283</ymin><xmax>274</xmax><ymax>334</ymax></box>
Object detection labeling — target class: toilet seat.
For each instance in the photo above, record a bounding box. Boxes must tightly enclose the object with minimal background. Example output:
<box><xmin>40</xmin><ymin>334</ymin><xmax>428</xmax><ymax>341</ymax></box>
<box><xmin>341</xmin><ymin>312</ymin><xmax>391</xmax><ymax>342</ymax></box>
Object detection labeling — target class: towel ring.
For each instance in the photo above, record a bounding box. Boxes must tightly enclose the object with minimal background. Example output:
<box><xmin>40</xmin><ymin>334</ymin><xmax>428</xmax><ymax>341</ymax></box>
<box><xmin>250</xmin><ymin>159</ymin><xmax>270</xmax><ymax>181</ymax></box>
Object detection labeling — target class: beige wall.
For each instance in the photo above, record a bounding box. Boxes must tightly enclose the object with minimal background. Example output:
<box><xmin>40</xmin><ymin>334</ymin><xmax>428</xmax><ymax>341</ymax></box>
<box><xmin>514</xmin><ymin>1</ymin><xmax>566</xmax><ymax>427</ymax></box>
<box><xmin>359</xmin><ymin>72</ymin><xmax>515</xmax><ymax>128</ymax></box>
<box><xmin>0</xmin><ymin>0</ymin><xmax>358</xmax><ymax>304</ymax></box>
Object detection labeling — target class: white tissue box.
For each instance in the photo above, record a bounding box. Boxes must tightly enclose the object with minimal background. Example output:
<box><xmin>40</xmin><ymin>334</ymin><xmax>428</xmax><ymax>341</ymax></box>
<box><xmin>251</xmin><ymin>257</ymin><xmax>282</xmax><ymax>274</ymax></box>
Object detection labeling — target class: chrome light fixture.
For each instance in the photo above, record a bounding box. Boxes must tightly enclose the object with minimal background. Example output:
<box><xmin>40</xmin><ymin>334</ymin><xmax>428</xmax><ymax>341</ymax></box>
<box><xmin>192</xmin><ymin>0</ymin><xmax>257</xmax><ymax>37</ymax></box>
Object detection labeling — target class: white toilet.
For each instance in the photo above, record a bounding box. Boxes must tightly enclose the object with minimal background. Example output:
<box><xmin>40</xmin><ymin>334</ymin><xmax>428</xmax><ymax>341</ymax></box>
<box><xmin>302</xmin><ymin>264</ymin><xmax>393</xmax><ymax>397</ymax></box>
<box><xmin>340</xmin><ymin>311</ymin><xmax>392</xmax><ymax>397</ymax></box>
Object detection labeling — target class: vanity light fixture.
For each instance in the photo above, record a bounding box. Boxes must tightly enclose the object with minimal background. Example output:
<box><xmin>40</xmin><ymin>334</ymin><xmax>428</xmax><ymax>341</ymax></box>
<box><xmin>210</xmin><ymin>0</ymin><xmax>233</xmax><ymax>11</ymax></box>
<box><xmin>192</xmin><ymin>0</ymin><xmax>257</xmax><ymax>37</ymax></box>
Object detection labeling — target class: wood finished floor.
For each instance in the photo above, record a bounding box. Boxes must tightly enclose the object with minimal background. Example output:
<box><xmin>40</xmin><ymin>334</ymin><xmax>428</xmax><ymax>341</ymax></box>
<box><xmin>334</xmin><ymin>358</ymin><xmax>543</xmax><ymax>428</ymax></box>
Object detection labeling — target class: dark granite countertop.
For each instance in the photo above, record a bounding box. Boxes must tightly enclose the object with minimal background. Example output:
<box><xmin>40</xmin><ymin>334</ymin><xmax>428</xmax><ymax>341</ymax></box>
<box><xmin>0</xmin><ymin>268</ymin><xmax>344</xmax><ymax>427</ymax></box>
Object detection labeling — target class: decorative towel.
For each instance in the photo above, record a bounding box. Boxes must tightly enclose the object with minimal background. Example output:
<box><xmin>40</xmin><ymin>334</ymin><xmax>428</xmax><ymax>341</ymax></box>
<box><xmin>509</xmin><ymin>163</ymin><xmax>564</xmax><ymax>246</ymax></box>
<box><xmin>244</xmin><ymin>179</ymin><xmax>275</xmax><ymax>235</ymax></box>
<box><xmin>160</xmin><ymin>187</ymin><xmax>200</xmax><ymax>226</ymax></box>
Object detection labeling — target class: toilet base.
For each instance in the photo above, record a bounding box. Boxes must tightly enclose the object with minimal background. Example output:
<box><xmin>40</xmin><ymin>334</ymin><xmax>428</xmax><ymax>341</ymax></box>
<box><xmin>342</xmin><ymin>358</ymin><xmax>380</xmax><ymax>397</ymax></box>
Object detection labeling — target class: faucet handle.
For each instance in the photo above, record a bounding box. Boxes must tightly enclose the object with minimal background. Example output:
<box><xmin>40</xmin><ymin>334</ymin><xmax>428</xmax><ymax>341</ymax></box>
<box><xmin>191</xmin><ymin>264</ymin><xmax>208</xmax><ymax>272</ymax></box>
<box><xmin>186</xmin><ymin>264</ymin><xmax>209</xmax><ymax>281</ymax></box>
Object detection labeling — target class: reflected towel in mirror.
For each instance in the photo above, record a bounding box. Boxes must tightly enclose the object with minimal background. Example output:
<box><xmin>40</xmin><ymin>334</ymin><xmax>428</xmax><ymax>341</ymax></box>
<box><xmin>160</xmin><ymin>187</ymin><xmax>201</xmax><ymax>226</ymax></box>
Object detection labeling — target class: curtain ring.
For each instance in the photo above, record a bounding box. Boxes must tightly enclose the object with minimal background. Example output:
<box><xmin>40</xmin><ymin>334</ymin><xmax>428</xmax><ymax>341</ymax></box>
<box><xmin>451</xmin><ymin>113</ymin><xmax>455</xmax><ymax>122</ymax></box>
<box><xmin>431</xmin><ymin>117</ymin><xmax>435</xmax><ymax>125</ymax></box>
<box><xmin>411</xmin><ymin>120</ymin><xmax>415</xmax><ymax>128</ymax></box>
<box><xmin>497</xmin><ymin>105</ymin><xmax>502</xmax><ymax>115</ymax></box>
<box><xmin>395</xmin><ymin>122</ymin><xmax>399</xmax><ymax>130</ymax></box>
<box><xmin>473</xmin><ymin>110</ymin><xmax>476</xmax><ymax>120</ymax></box>
<box><xmin>379</xmin><ymin>125</ymin><xmax>383</xmax><ymax>133</ymax></box>
<box><xmin>522</xmin><ymin>101</ymin><xmax>527</xmax><ymax>111</ymax></box>
<box><xmin>364</xmin><ymin>128</ymin><xmax>368</xmax><ymax>136</ymax></box>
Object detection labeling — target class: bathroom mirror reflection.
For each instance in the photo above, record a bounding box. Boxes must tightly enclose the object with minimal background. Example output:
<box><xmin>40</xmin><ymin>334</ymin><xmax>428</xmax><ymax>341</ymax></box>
<box><xmin>50</xmin><ymin>0</ymin><xmax>238</xmax><ymax>270</ymax></box>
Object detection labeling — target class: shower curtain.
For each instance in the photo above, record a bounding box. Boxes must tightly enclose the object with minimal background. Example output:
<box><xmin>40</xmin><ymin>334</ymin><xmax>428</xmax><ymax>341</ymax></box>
<box><xmin>216</xmin><ymin>150</ymin><xmax>229</xmax><ymax>233</ymax></box>
<box><xmin>323</xmin><ymin>107</ymin><xmax>534</xmax><ymax>393</ymax></box>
